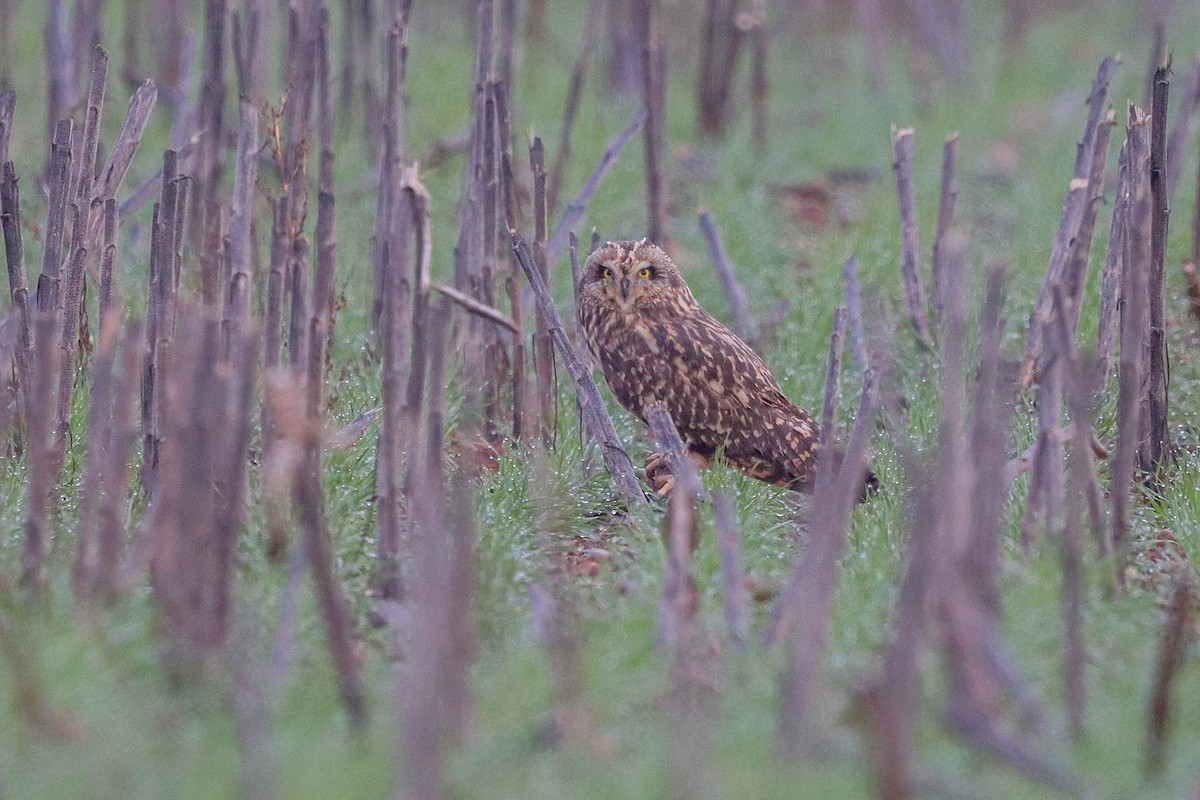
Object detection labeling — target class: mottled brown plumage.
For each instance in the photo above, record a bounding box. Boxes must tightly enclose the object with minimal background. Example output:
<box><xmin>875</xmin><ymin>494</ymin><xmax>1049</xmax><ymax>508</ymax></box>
<box><xmin>576</xmin><ymin>239</ymin><xmax>823</xmax><ymax>493</ymax></box>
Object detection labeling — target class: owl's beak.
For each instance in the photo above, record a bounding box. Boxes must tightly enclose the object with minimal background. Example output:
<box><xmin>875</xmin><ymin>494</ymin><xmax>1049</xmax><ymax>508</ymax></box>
<box><xmin>619</xmin><ymin>277</ymin><xmax>630</xmax><ymax>300</ymax></box>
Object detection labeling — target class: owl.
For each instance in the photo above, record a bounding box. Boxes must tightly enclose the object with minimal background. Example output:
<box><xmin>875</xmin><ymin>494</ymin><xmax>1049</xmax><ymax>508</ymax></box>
<box><xmin>576</xmin><ymin>238</ymin><xmax>850</xmax><ymax>496</ymax></box>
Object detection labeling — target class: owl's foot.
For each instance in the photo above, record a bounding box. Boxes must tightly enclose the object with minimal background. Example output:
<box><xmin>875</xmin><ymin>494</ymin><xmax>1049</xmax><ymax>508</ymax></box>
<box><xmin>644</xmin><ymin>451</ymin><xmax>674</xmax><ymax>497</ymax></box>
<box><xmin>643</xmin><ymin>450</ymin><xmax>713</xmax><ymax>498</ymax></box>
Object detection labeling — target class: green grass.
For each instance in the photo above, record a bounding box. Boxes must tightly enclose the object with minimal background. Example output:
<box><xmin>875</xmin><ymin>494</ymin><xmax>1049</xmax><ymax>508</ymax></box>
<box><xmin>3</xmin><ymin>1</ymin><xmax>1200</xmax><ymax>798</ymax></box>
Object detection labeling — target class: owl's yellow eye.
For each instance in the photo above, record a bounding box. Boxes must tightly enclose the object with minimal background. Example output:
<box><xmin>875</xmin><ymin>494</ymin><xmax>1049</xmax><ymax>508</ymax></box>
<box><xmin>600</xmin><ymin>267</ymin><xmax>613</xmax><ymax>279</ymax></box>
<box><xmin>637</xmin><ymin>267</ymin><xmax>653</xmax><ymax>278</ymax></box>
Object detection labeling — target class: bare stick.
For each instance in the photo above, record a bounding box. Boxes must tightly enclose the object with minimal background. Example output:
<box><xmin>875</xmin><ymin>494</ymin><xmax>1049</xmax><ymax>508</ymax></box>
<box><xmin>297</xmin><ymin>437</ymin><xmax>366</xmax><ymax>728</ymax></box>
<box><xmin>1165</xmin><ymin>56</ymin><xmax>1200</xmax><ymax>201</ymax></box>
<box><xmin>843</xmin><ymin>255</ymin><xmax>868</xmax><ymax>370</ymax></box>
<box><xmin>547</xmin><ymin>0</ymin><xmax>604</xmax><ymax>214</ymax></box>
<box><xmin>545</xmin><ymin>107</ymin><xmax>647</xmax><ymax>264</ymax></box>
<box><xmin>930</xmin><ymin>133</ymin><xmax>958</xmax><ymax>326</ymax></box>
<box><xmin>777</xmin><ymin>363</ymin><xmax>880</xmax><ymax>755</ymax></box>
<box><xmin>1113</xmin><ymin>106</ymin><xmax>1152</xmax><ymax>585</ymax></box>
<box><xmin>98</xmin><ymin>199</ymin><xmax>118</xmax><ymax>320</ymax></box>
<box><xmin>36</xmin><ymin>120</ymin><xmax>72</xmax><ymax>313</ymax></box>
<box><xmin>645</xmin><ymin>403</ymin><xmax>701</xmax><ymax>647</ymax></box>
<box><xmin>229</xmin><ymin>609</ymin><xmax>282</xmax><ymax>800</ymax></box>
<box><xmin>1</xmin><ymin>162</ymin><xmax>32</xmax><ymax>418</ymax></box>
<box><xmin>819</xmin><ymin>308</ymin><xmax>847</xmax><ymax>453</ymax></box>
<box><xmin>0</xmin><ymin>89</ymin><xmax>13</xmax><ymax>168</ymax></box>
<box><xmin>1145</xmin><ymin>66</ymin><xmax>1170</xmax><ymax>475</ymax></box>
<box><xmin>1143</xmin><ymin>20</ymin><xmax>1164</xmax><ymax>108</ymax></box>
<box><xmin>528</xmin><ymin>136</ymin><xmax>556</xmax><ymax>446</ymax></box>
<box><xmin>892</xmin><ymin>128</ymin><xmax>931</xmax><ymax>345</ymax></box>
<box><xmin>749</xmin><ymin>0</ymin><xmax>768</xmax><ymax>152</ymax></box>
<box><xmin>21</xmin><ymin>312</ymin><xmax>61</xmax><ymax>595</ymax></box>
<box><xmin>94</xmin><ymin>320</ymin><xmax>141</xmax><ymax>600</ymax></box>
<box><xmin>645</xmin><ymin>404</ymin><xmax>718</xmax><ymax>800</ymax></box>
<box><xmin>429</xmin><ymin>282</ymin><xmax>518</xmax><ymax>333</ymax></box>
<box><xmin>53</xmin><ymin>53</ymin><xmax>108</xmax><ymax>447</ymax></box>
<box><xmin>116</xmin><ymin>133</ymin><xmax>199</xmax><ymax>220</ymax></box>
<box><xmin>1020</xmin><ymin>56</ymin><xmax>1118</xmax><ymax>386</ymax></box>
<box><xmin>1063</xmin><ymin>107</ymin><xmax>1116</xmax><ymax>334</ymax></box>
<box><xmin>964</xmin><ymin>260</ymin><xmax>1011</xmax><ymax>614</ymax></box>
<box><xmin>700</xmin><ymin>211</ymin><xmax>760</xmax><ymax>345</ymax></box>
<box><xmin>513</xmin><ymin>234</ymin><xmax>647</xmax><ymax>508</ymax></box>
<box><xmin>712</xmin><ymin>493</ymin><xmax>749</xmax><ymax>649</ymax></box>
<box><xmin>44</xmin><ymin>0</ymin><xmax>73</xmax><ymax>165</ymax></box>
<box><xmin>942</xmin><ymin>702</ymin><xmax>1083</xmax><ymax>794</ymax></box>
<box><xmin>370</xmin><ymin>20</ymin><xmax>409</xmax><ymax>337</ymax></box>
<box><xmin>67</xmin><ymin>46</ymin><xmax>108</xmax><ymax>240</ymax></box>
<box><xmin>1097</xmin><ymin>144</ymin><xmax>1129</xmax><ymax>381</ymax></box>
<box><xmin>638</xmin><ymin>0</ymin><xmax>668</xmax><ymax>245</ymax></box>
<box><xmin>223</xmin><ymin>99</ymin><xmax>260</xmax><ymax>343</ymax></box>
<box><xmin>1143</xmin><ymin>574</ymin><xmax>1196</xmax><ymax>776</ymax></box>
<box><xmin>74</xmin><ymin>312</ymin><xmax>120</xmax><ymax>606</ymax></box>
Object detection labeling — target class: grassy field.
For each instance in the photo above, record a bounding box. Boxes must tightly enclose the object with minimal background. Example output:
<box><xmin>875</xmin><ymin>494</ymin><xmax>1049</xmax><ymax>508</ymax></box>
<box><xmin>3</xmin><ymin>1</ymin><xmax>1200</xmax><ymax>798</ymax></box>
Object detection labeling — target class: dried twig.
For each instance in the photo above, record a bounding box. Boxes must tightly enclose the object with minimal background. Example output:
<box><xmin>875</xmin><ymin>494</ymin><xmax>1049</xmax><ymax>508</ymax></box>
<box><xmin>20</xmin><ymin>313</ymin><xmax>57</xmax><ymax>595</ymax></box>
<box><xmin>1</xmin><ymin>162</ymin><xmax>32</xmax><ymax>417</ymax></box>
<box><xmin>545</xmin><ymin>107</ymin><xmax>647</xmax><ymax>265</ymax></box>
<box><xmin>892</xmin><ymin>128</ymin><xmax>931</xmax><ymax>345</ymax></box>
<box><xmin>712</xmin><ymin>493</ymin><xmax>749</xmax><ymax>649</ymax></box>
<box><xmin>930</xmin><ymin>133</ymin><xmax>958</xmax><ymax>326</ymax></box>
<box><xmin>547</xmin><ymin>0</ymin><xmax>604</xmax><ymax>214</ymax></box>
<box><xmin>1113</xmin><ymin>105</ymin><xmax>1152</xmax><ymax>585</ymax></box>
<box><xmin>776</xmin><ymin>361</ymin><xmax>880</xmax><ymax>755</ymax></box>
<box><xmin>1062</xmin><ymin>107</ymin><xmax>1116</xmax><ymax>333</ymax></box>
<box><xmin>699</xmin><ymin>211</ymin><xmax>760</xmax><ymax>345</ymax></box>
<box><xmin>1143</xmin><ymin>574</ymin><xmax>1197</xmax><ymax>776</ymax></box>
<box><xmin>1165</xmin><ymin>56</ymin><xmax>1200</xmax><ymax>201</ymax></box>
<box><xmin>513</xmin><ymin>234</ymin><xmax>647</xmax><ymax>507</ymax></box>
<box><xmin>843</xmin><ymin>255</ymin><xmax>868</xmax><ymax>370</ymax></box>
<box><xmin>36</xmin><ymin>120</ymin><xmax>72</xmax><ymax>313</ymax></box>
<box><xmin>430</xmin><ymin>282</ymin><xmax>518</xmax><ymax>333</ymax></box>
<box><xmin>530</xmin><ymin>136</ymin><xmax>555</xmax><ymax>445</ymax></box>
<box><xmin>1097</xmin><ymin>143</ymin><xmax>1128</xmax><ymax>381</ymax></box>
<box><xmin>1145</xmin><ymin>66</ymin><xmax>1170</xmax><ymax>475</ymax></box>
<box><xmin>1020</xmin><ymin>56</ymin><xmax>1118</xmax><ymax>386</ymax></box>
<box><xmin>637</xmin><ymin>0</ymin><xmax>667</xmax><ymax>245</ymax></box>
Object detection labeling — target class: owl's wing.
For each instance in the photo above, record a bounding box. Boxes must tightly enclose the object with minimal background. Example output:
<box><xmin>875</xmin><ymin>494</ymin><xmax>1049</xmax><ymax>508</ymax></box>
<box><xmin>658</xmin><ymin>308</ymin><xmax>797</xmax><ymax>413</ymax></box>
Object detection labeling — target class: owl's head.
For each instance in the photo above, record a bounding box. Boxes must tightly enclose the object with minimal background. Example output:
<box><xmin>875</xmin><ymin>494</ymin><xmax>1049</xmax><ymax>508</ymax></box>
<box><xmin>579</xmin><ymin>239</ymin><xmax>697</xmax><ymax>314</ymax></box>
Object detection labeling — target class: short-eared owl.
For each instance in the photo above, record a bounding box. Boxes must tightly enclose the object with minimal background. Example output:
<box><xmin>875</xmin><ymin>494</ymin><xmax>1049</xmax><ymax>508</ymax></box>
<box><xmin>577</xmin><ymin>239</ymin><xmax>833</xmax><ymax>495</ymax></box>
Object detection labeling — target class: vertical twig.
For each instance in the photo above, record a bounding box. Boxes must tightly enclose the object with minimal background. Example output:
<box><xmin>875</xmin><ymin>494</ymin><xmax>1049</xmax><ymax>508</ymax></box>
<box><xmin>1</xmin><ymin>162</ymin><xmax>32</xmax><ymax>418</ymax></box>
<box><xmin>930</xmin><ymin>133</ymin><xmax>958</xmax><ymax>327</ymax></box>
<box><xmin>712</xmin><ymin>493</ymin><xmax>749</xmax><ymax>649</ymax></box>
<box><xmin>20</xmin><ymin>312</ymin><xmax>59</xmax><ymax>595</ymax></box>
<box><xmin>1113</xmin><ymin>105</ymin><xmax>1152</xmax><ymax>586</ymax></box>
<box><xmin>843</xmin><ymin>255</ymin><xmax>868</xmax><ymax>371</ymax></box>
<box><xmin>699</xmin><ymin>211</ymin><xmax>760</xmax><ymax>345</ymax></box>
<box><xmin>1097</xmin><ymin>143</ymin><xmax>1129</xmax><ymax>381</ymax></box>
<box><xmin>1145</xmin><ymin>66</ymin><xmax>1170</xmax><ymax>476</ymax></box>
<box><xmin>638</xmin><ymin>0</ymin><xmax>668</xmax><ymax>245</ymax></box>
<box><xmin>1020</xmin><ymin>56</ymin><xmax>1118</xmax><ymax>386</ymax></box>
<box><xmin>1165</xmin><ymin>56</ymin><xmax>1200</xmax><ymax>201</ymax></box>
<box><xmin>547</xmin><ymin>0</ymin><xmax>605</xmax><ymax>214</ymax></box>
<box><xmin>748</xmin><ymin>0</ymin><xmax>768</xmax><ymax>153</ymax></box>
<box><xmin>892</xmin><ymin>128</ymin><xmax>931</xmax><ymax>345</ymax></box>
<box><xmin>36</xmin><ymin>120</ymin><xmax>73</xmax><ymax>313</ymax></box>
<box><xmin>530</xmin><ymin>137</ymin><xmax>556</xmax><ymax>445</ymax></box>
<box><xmin>1062</xmin><ymin>107</ymin><xmax>1116</xmax><ymax>334</ymax></box>
<box><xmin>222</xmin><ymin>103</ymin><xmax>259</xmax><ymax>334</ymax></box>
<box><xmin>514</xmin><ymin>235</ymin><xmax>647</xmax><ymax>507</ymax></box>
<box><xmin>1143</xmin><ymin>574</ymin><xmax>1196</xmax><ymax>776</ymax></box>
<box><xmin>776</xmin><ymin>362</ymin><xmax>880</xmax><ymax>755</ymax></box>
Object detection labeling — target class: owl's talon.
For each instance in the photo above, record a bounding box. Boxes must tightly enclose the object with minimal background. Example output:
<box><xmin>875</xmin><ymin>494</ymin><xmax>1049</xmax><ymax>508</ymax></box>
<box><xmin>644</xmin><ymin>451</ymin><xmax>675</xmax><ymax>497</ymax></box>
